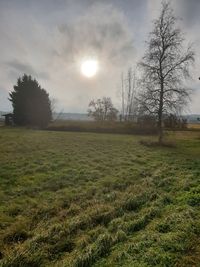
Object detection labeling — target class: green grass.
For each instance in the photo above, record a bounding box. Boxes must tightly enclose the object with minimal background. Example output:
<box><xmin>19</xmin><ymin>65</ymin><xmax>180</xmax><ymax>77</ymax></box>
<box><xmin>0</xmin><ymin>128</ymin><xmax>199</xmax><ymax>267</ymax></box>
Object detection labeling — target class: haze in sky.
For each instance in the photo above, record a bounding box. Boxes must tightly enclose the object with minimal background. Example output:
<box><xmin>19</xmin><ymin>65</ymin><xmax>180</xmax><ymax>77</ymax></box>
<box><xmin>0</xmin><ymin>0</ymin><xmax>199</xmax><ymax>113</ymax></box>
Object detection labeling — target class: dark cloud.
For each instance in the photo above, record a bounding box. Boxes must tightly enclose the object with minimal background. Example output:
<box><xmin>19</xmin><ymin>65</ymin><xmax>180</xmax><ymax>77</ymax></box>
<box><xmin>6</xmin><ymin>60</ymin><xmax>49</xmax><ymax>80</ymax></box>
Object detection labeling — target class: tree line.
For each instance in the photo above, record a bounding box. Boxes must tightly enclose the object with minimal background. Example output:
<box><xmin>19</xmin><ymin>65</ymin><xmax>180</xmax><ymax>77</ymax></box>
<box><xmin>8</xmin><ymin>1</ymin><xmax>194</xmax><ymax>143</ymax></box>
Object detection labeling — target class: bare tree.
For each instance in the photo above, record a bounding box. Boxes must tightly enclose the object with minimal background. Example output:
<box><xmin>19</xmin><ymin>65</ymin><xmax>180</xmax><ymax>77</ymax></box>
<box><xmin>121</xmin><ymin>72</ymin><xmax>125</xmax><ymax>120</ymax></box>
<box><xmin>138</xmin><ymin>1</ymin><xmax>194</xmax><ymax>143</ymax></box>
<box><xmin>88</xmin><ymin>97</ymin><xmax>118</xmax><ymax>121</ymax></box>
<box><xmin>49</xmin><ymin>98</ymin><xmax>65</xmax><ymax>122</ymax></box>
<box><xmin>120</xmin><ymin>67</ymin><xmax>138</xmax><ymax>121</ymax></box>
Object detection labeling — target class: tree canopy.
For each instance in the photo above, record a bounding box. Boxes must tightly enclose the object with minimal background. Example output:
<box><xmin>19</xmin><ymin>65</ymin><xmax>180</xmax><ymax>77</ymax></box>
<box><xmin>9</xmin><ymin>74</ymin><xmax>52</xmax><ymax>127</ymax></box>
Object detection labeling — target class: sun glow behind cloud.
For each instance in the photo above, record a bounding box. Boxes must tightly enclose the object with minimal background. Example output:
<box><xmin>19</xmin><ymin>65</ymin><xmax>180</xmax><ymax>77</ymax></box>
<box><xmin>81</xmin><ymin>59</ymin><xmax>98</xmax><ymax>78</ymax></box>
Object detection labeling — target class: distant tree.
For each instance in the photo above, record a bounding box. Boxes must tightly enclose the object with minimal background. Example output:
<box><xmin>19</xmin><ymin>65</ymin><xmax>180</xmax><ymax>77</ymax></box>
<box><xmin>137</xmin><ymin>115</ymin><xmax>157</xmax><ymax>128</ymax></box>
<box><xmin>163</xmin><ymin>113</ymin><xmax>187</xmax><ymax>129</ymax></box>
<box><xmin>120</xmin><ymin>68</ymin><xmax>138</xmax><ymax>121</ymax></box>
<box><xmin>9</xmin><ymin>74</ymin><xmax>52</xmax><ymax>127</ymax></box>
<box><xmin>138</xmin><ymin>1</ymin><xmax>194</xmax><ymax>143</ymax></box>
<box><xmin>88</xmin><ymin>97</ymin><xmax>118</xmax><ymax>121</ymax></box>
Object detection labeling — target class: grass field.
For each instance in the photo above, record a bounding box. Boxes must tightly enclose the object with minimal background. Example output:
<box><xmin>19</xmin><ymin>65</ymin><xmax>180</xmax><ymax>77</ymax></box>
<box><xmin>0</xmin><ymin>128</ymin><xmax>200</xmax><ymax>267</ymax></box>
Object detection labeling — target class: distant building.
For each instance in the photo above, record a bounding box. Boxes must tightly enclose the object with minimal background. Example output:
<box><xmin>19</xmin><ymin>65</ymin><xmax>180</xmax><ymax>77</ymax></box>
<box><xmin>2</xmin><ymin>113</ymin><xmax>14</xmax><ymax>126</ymax></box>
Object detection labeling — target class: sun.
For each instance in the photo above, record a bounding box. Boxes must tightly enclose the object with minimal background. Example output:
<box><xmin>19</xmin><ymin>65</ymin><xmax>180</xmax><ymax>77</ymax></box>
<box><xmin>81</xmin><ymin>59</ymin><xmax>98</xmax><ymax>78</ymax></box>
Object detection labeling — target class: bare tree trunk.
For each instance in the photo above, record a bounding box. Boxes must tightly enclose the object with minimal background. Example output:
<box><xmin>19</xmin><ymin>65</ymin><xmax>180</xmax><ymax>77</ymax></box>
<box><xmin>130</xmin><ymin>71</ymin><xmax>136</xmax><ymax>119</ymax></box>
<box><xmin>158</xmin><ymin>81</ymin><xmax>164</xmax><ymax>144</ymax></box>
<box><xmin>127</xmin><ymin>69</ymin><xmax>131</xmax><ymax>118</ymax></box>
<box><xmin>158</xmin><ymin>116</ymin><xmax>163</xmax><ymax>144</ymax></box>
<box><xmin>125</xmin><ymin>68</ymin><xmax>132</xmax><ymax>120</ymax></box>
<box><xmin>121</xmin><ymin>72</ymin><xmax>125</xmax><ymax>121</ymax></box>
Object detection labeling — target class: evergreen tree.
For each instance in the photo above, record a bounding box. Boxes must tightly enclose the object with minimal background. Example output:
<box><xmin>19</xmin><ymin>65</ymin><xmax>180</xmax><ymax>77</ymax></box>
<box><xmin>9</xmin><ymin>74</ymin><xmax>52</xmax><ymax>127</ymax></box>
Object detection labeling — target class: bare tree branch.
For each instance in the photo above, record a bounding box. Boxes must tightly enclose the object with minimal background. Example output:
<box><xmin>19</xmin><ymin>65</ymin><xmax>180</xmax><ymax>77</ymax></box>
<box><xmin>137</xmin><ymin>1</ymin><xmax>195</xmax><ymax>143</ymax></box>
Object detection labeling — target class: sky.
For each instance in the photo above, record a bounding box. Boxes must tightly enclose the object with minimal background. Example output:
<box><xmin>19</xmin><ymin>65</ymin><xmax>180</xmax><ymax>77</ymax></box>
<box><xmin>0</xmin><ymin>0</ymin><xmax>200</xmax><ymax>113</ymax></box>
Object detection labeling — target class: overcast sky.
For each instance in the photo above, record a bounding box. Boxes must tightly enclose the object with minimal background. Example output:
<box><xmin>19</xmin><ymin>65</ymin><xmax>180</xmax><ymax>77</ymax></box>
<box><xmin>0</xmin><ymin>0</ymin><xmax>199</xmax><ymax>113</ymax></box>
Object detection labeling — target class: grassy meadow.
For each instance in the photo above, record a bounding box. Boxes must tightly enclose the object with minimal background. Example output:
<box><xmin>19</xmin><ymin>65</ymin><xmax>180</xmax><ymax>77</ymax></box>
<box><xmin>0</xmin><ymin>128</ymin><xmax>200</xmax><ymax>267</ymax></box>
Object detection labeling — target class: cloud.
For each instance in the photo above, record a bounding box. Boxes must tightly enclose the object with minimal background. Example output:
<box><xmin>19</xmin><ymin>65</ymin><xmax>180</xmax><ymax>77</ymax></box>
<box><xmin>0</xmin><ymin>0</ymin><xmax>199</xmax><ymax>113</ymax></box>
<box><xmin>6</xmin><ymin>60</ymin><xmax>49</xmax><ymax>80</ymax></box>
<box><xmin>175</xmin><ymin>0</ymin><xmax>200</xmax><ymax>27</ymax></box>
<box><xmin>0</xmin><ymin>87</ymin><xmax>12</xmax><ymax>111</ymax></box>
<box><xmin>57</xmin><ymin>2</ymin><xmax>135</xmax><ymax>66</ymax></box>
<box><xmin>44</xmin><ymin>2</ymin><xmax>136</xmax><ymax>111</ymax></box>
